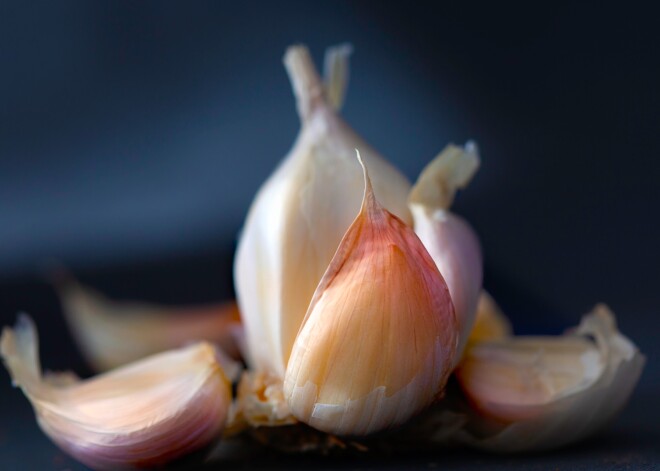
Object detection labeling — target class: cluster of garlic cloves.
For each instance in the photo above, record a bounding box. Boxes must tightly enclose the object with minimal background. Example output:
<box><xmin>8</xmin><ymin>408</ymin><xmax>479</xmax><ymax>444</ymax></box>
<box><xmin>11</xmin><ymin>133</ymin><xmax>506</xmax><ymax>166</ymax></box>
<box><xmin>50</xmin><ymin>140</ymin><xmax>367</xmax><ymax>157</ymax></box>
<box><xmin>234</xmin><ymin>44</ymin><xmax>475</xmax><ymax>435</ymax></box>
<box><xmin>0</xmin><ymin>42</ymin><xmax>645</xmax><ymax>467</ymax></box>
<box><xmin>1</xmin><ymin>314</ymin><xmax>234</xmax><ymax>470</ymax></box>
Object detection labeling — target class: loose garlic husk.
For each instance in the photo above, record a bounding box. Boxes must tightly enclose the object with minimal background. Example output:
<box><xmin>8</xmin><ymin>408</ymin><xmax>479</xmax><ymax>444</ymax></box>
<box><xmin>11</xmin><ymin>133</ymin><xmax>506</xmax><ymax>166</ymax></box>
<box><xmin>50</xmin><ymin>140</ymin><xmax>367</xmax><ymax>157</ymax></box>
<box><xmin>1</xmin><ymin>314</ymin><xmax>234</xmax><ymax>470</ymax></box>
<box><xmin>283</xmin><ymin>155</ymin><xmax>458</xmax><ymax>436</ymax></box>
<box><xmin>56</xmin><ymin>277</ymin><xmax>242</xmax><ymax>371</ymax></box>
<box><xmin>455</xmin><ymin>304</ymin><xmax>645</xmax><ymax>452</ymax></box>
<box><xmin>409</xmin><ymin>143</ymin><xmax>483</xmax><ymax>360</ymax></box>
<box><xmin>234</xmin><ymin>44</ymin><xmax>412</xmax><ymax>378</ymax></box>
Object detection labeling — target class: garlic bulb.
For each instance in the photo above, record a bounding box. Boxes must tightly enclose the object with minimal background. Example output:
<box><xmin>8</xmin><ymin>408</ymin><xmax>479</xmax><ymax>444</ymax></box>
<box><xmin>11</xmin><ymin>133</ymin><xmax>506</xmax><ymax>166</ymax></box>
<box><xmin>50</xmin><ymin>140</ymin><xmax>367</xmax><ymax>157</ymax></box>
<box><xmin>57</xmin><ymin>277</ymin><xmax>242</xmax><ymax>371</ymax></box>
<box><xmin>409</xmin><ymin>142</ymin><xmax>483</xmax><ymax>360</ymax></box>
<box><xmin>455</xmin><ymin>304</ymin><xmax>645</xmax><ymax>452</ymax></box>
<box><xmin>283</xmin><ymin>156</ymin><xmax>457</xmax><ymax>436</ymax></box>
<box><xmin>234</xmin><ymin>44</ymin><xmax>412</xmax><ymax>377</ymax></box>
<box><xmin>1</xmin><ymin>314</ymin><xmax>233</xmax><ymax>470</ymax></box>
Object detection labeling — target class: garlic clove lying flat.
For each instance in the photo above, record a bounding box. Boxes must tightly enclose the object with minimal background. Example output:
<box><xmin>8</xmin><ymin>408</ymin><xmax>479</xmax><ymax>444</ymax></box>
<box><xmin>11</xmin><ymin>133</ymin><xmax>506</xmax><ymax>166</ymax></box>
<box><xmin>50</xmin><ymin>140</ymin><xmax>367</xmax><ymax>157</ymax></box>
<box><xmin>57</xmin><ymin>277</ymin><xmax>242</xmax><ymax>371</ymax></box>
<box><xmin>408</xmin><ymin>142</ymin><xmax>483</xmax><ymax>361</ymax></box>
<box><xmin>455</xmin><ymin>304</ymin><xmax>645</xmax><ymax>452</ymax></box>
<box><xmin>1</xmin><ymin>314</ymin><xmax>233</xmax><ymax>470</ymax></box>
<box><xmin>235</xmin><ymin>44</ymin><xmax>412</xmax><ymax>378</ymax></box>
<box><xmin>283</xmin><ymin>155</ymin><xmax>458</xmax><ymax>436</ymax></box>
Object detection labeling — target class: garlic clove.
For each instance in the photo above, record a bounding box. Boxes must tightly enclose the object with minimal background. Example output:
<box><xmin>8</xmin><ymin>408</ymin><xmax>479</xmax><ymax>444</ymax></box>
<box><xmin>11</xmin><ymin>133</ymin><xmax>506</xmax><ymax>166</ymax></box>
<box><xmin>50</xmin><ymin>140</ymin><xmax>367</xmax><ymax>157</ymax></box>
<box><xmin>283</xmin><ymin>155</ymin><xmax>458</xmax><ymax>436</ymax></box>
<box><xmin>1</xmin><ymin>314</ymin><xmax>233</xmax><ymax>470</ymax></box>
<box><xmin>234</xmin><ymin>44</ymin><xmax>412</xmax><ymax>377</ymax></box>
<box><xmin>409</xmin><ymin>142</ymin><xmax>483</xmax><ymax>361</ymax></box>
<box><xmin>56</xmin><ymin>277</ymin><xmax>242</xmax><ymax>371</ymax></box>
<box><xmin>467</xmin><ymin>291</ymin><xmax>512</xmax><ymax>345</ymax></box>
<box><xmin>455</xmin><ymin>304</ymin><xmax>645</xmax><ymax>452</ymax></box>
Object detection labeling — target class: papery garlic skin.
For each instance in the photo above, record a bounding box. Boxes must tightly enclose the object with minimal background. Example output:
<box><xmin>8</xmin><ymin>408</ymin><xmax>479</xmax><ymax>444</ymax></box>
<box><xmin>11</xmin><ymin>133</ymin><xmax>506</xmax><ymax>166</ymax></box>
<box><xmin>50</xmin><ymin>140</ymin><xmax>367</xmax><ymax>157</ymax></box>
<box><xmin>455</xmin><ymin>304</ymin><xmax>645</xmax><ymax>452</ymax></box>
<box><xmin>283</xmin><ymin>156</ymin><xmax>457</xmax><ymax>436</ymax></box>
<box><xmin>409</xmin><ymin>143</ymin><xmax>483</xmax><ymax>361</ymax></box>
<box><xmin>57</xmin><ymin>277</ymin><xmax>242</xmax><ymax>371</ymax></box>
<box><xmin>1</xmin><ymin>314</ymin><xmax>232</xmax><ymax>470</ymax></box>
<box><xmin>235</xmin><ymin>44</ymin><xmax>412</xmax><ymax>377</ymax></box>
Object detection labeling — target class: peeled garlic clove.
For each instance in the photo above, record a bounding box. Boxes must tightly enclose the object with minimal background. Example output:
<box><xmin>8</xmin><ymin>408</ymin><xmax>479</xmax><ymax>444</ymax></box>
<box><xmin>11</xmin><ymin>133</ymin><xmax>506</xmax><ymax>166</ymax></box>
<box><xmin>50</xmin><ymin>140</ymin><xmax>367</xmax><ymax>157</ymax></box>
<box><xmin>409</xmin><ymin>142</ymin><xmax>483</xmax><ymax>360</ymax></box>
<box><xmin>455</xmin><ymin>304</ymin><xmax>645</xmax><ymax>452</ymax></box>
<box><xmin>1</xmin><ymin>314</ymin><xmax>233</xmax><ymax>470</ymax></box>
<box><xmin>57</xmin><ymin>277</ymin><xmax>242</xmax><ymax>371</ymax></box>
<box><xmin>467</xmin><ymin>291</ymin><xmax>512</xmax><ymax>345</ymax></box>
<box><xmin>283</xmin><ymin>156</ymin><xmax>458</xmax><ymax>436</ymax></box>
<box><xmin>235</xmin><ymin>44</ymin><xmax>412</xmax><ymax>377</ymax></box>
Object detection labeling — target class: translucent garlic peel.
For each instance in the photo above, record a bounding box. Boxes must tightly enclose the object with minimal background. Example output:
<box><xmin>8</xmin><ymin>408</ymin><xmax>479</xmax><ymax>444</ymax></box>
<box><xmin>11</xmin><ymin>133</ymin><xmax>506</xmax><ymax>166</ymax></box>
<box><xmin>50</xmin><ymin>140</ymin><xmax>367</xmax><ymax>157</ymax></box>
<box><xmin>283</xmin><ymin>156</ymin><xmax>458</xmax><ymax>436</ymax></box>
<box><xmin>57</xmin><ymin>278</ymin><xmax>241</xmax><ymax>371</ymax></box>
<box><xmin>456</xmin><ymin>304</ymin><xmax>645</xmax><ymax>452</ymax></box>
<box><xmin>409</xmin><ymin>143</ymin><xmax>483</xmax><ymax>359</ymax></box>
<box><xmin>1</xmin><ymin>314</ymin><xmax>232</xmax><ymax>470</ymax></box>
<box><xmin>234</xmin><ymin>44</ymin><xmax>412</xmax><ymax>377</ymax></box>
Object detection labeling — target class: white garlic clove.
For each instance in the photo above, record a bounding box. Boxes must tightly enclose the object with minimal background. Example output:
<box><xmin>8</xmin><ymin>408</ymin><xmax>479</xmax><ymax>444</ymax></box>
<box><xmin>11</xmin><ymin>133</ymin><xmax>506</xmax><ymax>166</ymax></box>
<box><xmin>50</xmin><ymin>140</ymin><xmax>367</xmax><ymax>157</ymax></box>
<box><xmin>409</xmin><ymin>142</ymin><xmax>483</xmax><ymax>361</ymax></box>
<box><xmin>455</xmin><ymin>304</ymin><xmax>645</xmax><ymax>452</ymax></box>
<box><xmin>56</xmin><ymin>277</ymin><xmax>242</xmax><ymax>371</ymax></box>
<box><xmin>234</xmin><ymin>44</ymin><xmax>412</xmax><ymax>378</ymax></box>
<box><xmin>283</xmin><ymin>155</ymin><xmax>458</xmax><ymax>436</ymax></box>
<box><xmin>1</xmin><ymin>314</ymin><xmax>233</xmax><ymax>470</ymax></box>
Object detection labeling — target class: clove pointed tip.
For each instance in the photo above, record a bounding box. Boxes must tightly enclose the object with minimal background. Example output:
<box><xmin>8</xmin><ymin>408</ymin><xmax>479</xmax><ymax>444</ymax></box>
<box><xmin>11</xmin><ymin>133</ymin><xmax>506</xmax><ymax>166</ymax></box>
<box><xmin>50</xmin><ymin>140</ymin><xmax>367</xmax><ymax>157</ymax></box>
<box><xmin>355</xmin><ymin>149</ymin><xmax>378</xmax><ymax>212</ymax></box>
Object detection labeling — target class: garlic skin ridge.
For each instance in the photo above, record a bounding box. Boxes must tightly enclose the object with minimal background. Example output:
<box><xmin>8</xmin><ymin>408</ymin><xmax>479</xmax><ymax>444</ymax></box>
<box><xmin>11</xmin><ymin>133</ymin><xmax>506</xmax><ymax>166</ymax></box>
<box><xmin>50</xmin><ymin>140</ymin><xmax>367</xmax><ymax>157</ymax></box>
<box><xmin>234</xmin><ymin>44</ymin><xmax>412</xmax><ymax>378</ymax></box>
<box><xmin>455</xmin><ymin>304</ymin><xmax>645</xmax><ymax>452</ymax></box>
<box><xmin>409</xmin><ymin>142</ymin><xmax>483</xmax><ymax>361</ymax></box>
<box><xmin>1</xmin><ymin>314</ymin><xmax>233</xmax><ymax>470</ymax></box>
<box><xmin>283</xmin><ymin>155</ymin><xmax>458</xmax><ymax>436</ymax></box>
<box><xmin>56</xmin><ymin>277</ymin><xmax>242</xmax><ymax>371</ymax></box>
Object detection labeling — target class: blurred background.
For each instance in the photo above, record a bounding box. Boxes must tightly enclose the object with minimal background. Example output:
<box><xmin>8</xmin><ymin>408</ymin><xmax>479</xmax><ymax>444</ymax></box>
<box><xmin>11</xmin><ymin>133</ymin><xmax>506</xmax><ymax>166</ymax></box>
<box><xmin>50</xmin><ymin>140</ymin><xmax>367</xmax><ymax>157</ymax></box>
<box><xmin>1</xmin><ymin>1</ymin><xmax>658</xmax><ymax>469</ymax></box>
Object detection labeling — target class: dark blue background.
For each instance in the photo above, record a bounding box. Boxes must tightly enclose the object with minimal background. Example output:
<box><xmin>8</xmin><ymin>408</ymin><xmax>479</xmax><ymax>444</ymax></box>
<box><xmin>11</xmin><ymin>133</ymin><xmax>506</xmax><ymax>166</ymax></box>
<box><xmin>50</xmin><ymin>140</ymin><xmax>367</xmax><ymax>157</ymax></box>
<box><xmin>1</xmin><ymin>1</ymin><xmax>658</xmax><ymax>469</ymax></box>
